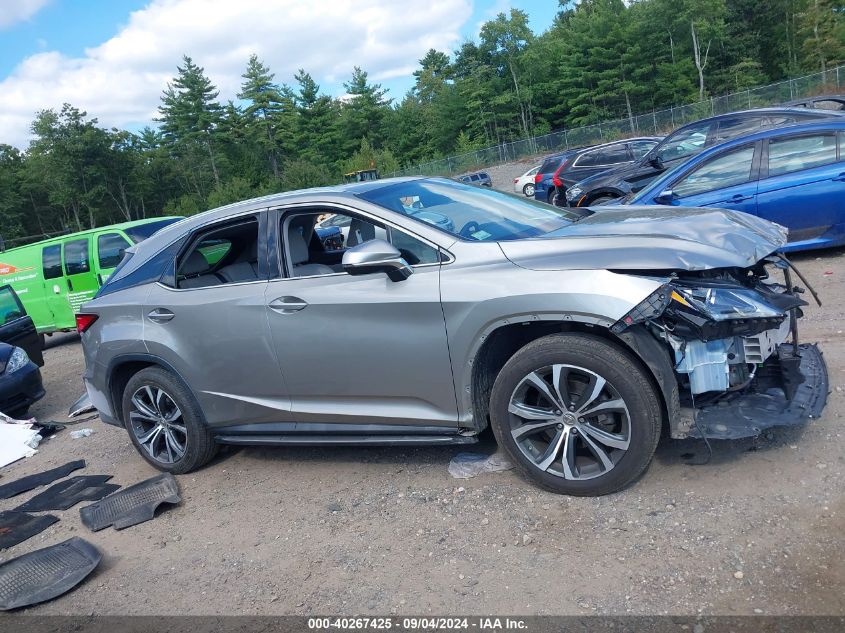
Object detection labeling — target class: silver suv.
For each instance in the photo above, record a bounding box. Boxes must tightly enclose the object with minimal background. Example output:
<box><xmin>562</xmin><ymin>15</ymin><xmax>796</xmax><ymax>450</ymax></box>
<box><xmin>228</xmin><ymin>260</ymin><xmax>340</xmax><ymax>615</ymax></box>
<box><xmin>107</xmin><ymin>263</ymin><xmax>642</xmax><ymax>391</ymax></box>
<box><xmin>79</xmin><ymin>178</ymin><xmax>828</xmax><ymax>496</ymax></box>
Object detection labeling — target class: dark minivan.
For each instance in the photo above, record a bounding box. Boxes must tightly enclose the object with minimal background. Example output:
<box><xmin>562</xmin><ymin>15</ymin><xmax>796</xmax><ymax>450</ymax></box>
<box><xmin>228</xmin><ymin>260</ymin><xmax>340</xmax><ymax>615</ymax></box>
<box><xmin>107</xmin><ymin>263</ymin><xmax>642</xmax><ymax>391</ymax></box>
<box><xmin>533</xmin><ymin>137</ymin><xmax>660</xmax><ymax>205</ymax></box>
<box><xmin>564</xmin><ymin>107</ymin><xmax>843</xmax><ymax>207</ymax></box>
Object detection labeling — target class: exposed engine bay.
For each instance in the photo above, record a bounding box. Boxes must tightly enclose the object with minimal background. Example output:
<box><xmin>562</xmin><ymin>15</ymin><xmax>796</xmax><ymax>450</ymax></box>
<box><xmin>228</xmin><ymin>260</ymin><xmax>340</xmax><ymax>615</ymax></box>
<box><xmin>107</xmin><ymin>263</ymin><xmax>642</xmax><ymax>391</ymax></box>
<box><xmin>612</xmin><ymin>255</ymin><xmax>828</xmax><ymax>440</ymax></box>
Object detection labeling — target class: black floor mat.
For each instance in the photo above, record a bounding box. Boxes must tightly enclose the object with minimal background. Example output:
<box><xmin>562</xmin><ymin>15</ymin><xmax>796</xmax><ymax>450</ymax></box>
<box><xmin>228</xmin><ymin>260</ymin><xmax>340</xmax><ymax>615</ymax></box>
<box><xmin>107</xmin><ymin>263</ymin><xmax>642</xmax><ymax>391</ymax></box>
<box><xmin>0</xmin><ymin>537</ymin><xmax>101</xmax><ymax>610</ymax></box>
<box><xmin>14</xmin><ymin>476</ymin><xmax>119</xmax><ymax>512</ymax></box>
<box><xmin>0</xmin><ymin>460</ymin><xmax>86</xmax><ymax>500</ymax></box>
<box><xmin>0</xmin><ymin>511</ymin><xmax>59</xmax><ymax>549</ymax></box>
<box><xmin>80</xmin><ymin>473</ymin><xmax>181</xmax><ymax>531</ymax></box>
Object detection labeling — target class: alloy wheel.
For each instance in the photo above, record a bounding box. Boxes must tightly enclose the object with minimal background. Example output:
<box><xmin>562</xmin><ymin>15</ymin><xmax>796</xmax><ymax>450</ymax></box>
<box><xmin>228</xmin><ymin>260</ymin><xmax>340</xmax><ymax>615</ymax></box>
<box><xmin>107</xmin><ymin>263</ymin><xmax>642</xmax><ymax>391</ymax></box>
<box><xmin>524</xmin><ymin>184</ymin><xmax>535</xmax><ymax>197</ymax></box>
<box><xmin>508</xmin><ymin>364</ymin><xmax>631</xmax><ymax>480</ymax></box>
<box><xmin>129</xmin><ymin>385</ymin><xmax>187</xmax><ymax>464</ymax></box>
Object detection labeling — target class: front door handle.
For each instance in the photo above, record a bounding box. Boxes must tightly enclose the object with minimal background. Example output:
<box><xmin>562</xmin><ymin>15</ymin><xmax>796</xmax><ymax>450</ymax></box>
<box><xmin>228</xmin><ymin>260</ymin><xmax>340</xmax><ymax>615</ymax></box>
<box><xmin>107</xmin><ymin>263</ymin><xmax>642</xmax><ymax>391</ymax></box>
<box><xmin>268</xmin><ymin>296</ymin><xmax>308</xmax><ymax>314</ymax></box>
<box><xmin>833</xmin><ymin>172</ymin><xmax>845</xmax><ymax>182</ymax></box>
<box><xmin>147</xmin><ymin>308</ymin><xmax>175</xmax><ymax>323</ymax></box>
<box><xmin>731</xmin><ymin>194</ymin><xmax>752</xmax><ymax>202</ymax></box>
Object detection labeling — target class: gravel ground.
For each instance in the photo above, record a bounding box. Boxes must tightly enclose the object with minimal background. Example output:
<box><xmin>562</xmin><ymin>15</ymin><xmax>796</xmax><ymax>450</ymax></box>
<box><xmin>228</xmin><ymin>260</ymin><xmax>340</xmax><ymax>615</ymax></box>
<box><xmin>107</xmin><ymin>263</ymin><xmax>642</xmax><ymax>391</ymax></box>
<box><xmin>0</xmin><ymin>246</ymin><xmax>842</xmax><ymax>616</ymax></box>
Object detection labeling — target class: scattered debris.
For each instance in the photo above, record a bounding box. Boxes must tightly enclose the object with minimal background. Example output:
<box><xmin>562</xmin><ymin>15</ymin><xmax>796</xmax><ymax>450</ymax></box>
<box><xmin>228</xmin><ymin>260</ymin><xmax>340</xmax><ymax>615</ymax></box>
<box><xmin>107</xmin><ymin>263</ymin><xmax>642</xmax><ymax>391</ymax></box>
<box><xmin>0</xmin><ymin>460</ymin><xmax>85</xmax><ymax>499</ymax></box>
<box><xmin>447</xmin><ymin>451</ymin><xmax>514</xmax><ymax>479</ymax></box>
<box><xmin>0</xmin><ymin>537</ymin><xmax>101</xmax><ymax>610</ymax></box>
<box><xmin>69</xmin><ymin>428</ymin><xmax>94</xmax><ymax>439</ymax></box>
<box><xmin>33</xmin><ymin>421</ymin><xmax>66</xmax><ymax>439</ymax></box>
<box><xmin>0</xmin><ymin>418</ymin><xmax>42</xmax><ymax>469</ymax></box>
<box><xmin>68</xmin><ymin>393</ymin><xmax>95</xmax><ymax>418</ymax></box>
<box><xmin>0</xmin><ymin>510</ymin><xmax>59</xmax><ymax>549</ymax></box>
<box><xmin>15</xmin><ymin>475</ymin><xmax>120</xmax><ymax>512</ymax></box>
<box><xmin>80</xmin><ymin>473</ymin><xmax>180</xmax><ymax>531</ymax></box>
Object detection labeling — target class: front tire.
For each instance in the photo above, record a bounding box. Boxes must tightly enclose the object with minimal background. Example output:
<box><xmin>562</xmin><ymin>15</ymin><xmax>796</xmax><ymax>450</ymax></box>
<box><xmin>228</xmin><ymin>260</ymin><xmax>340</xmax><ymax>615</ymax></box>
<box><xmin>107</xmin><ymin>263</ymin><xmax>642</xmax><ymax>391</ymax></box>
<box><xmin>122</xmin><ymin>367</ymin><xmax>217</xmax><ymax>474</ymax></box>
<box><xmin>589</xmin><ymin>195</ymin><xmax>617</xmax><ymax>206</ymax></box>
<box><xmin>489</xmin><ymin>333</ymin><xmax>661</xmax><ymax>496</ymax></box>
<box><xmin>523</xmin><ymin>183</ymin><xmax>535</xmax><ymax>197</ymax></box>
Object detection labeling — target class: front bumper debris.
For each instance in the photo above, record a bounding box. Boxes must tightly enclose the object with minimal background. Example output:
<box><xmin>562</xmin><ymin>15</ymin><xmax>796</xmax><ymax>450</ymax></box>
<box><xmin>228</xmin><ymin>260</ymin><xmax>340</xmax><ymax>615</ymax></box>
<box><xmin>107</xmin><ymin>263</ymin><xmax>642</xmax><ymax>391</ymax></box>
<box><xmin>687</xmin><ymin>343</ymin><xmax>827</xmax><ymax>440</ymax></box>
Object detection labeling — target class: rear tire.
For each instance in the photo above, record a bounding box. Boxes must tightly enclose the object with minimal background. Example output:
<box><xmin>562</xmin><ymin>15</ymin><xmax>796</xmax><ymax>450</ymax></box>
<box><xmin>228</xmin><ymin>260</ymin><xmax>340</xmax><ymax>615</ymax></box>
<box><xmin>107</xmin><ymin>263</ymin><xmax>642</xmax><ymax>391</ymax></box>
<box><xmin>523</xmin><ymin>183</ymin><xmax>535</xmax><ymax>197</ymax></box>
<box><xmin>121</xmin><ymin>367</ymin><xmax>217</xmax><ymax>474</ymax></box>
<box><xmin>489</xmin><ymin>333</ymin><xmax>661</xmax><ymax>496</ymax></box>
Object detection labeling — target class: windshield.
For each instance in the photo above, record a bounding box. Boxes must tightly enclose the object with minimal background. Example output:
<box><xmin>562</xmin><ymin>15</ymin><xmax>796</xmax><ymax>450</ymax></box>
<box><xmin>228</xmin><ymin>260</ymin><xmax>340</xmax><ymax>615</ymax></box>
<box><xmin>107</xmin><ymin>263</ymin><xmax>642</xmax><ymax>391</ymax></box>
<box><xmin>356</xmin><ymin>179</ymin><xmax>584</xmax><ymax>241</ymax></box>
<box><xmin>123</xmin><ymin>218</ymin><xmax>181</xmax><ymax>243</ymax></box>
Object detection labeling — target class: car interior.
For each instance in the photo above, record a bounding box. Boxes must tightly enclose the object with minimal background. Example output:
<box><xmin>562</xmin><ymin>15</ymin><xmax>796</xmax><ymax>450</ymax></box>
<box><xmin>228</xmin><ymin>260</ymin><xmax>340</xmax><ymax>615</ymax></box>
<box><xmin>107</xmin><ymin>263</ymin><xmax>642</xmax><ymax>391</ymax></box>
<box><xmin>176</xmin><ymin>218</ymin><xmax>261</xmax><ymax>289</ymax></box>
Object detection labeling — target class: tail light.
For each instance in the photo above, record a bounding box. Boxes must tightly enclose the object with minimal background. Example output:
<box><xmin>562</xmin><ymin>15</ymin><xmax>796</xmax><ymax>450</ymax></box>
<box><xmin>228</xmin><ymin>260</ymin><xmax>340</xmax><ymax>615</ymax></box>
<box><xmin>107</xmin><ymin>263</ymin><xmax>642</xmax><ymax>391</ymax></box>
<box><xmin>76</xmin><ymin>313</ymin><xmax>99</xmax><ymax>334</ymax></box>
<box><xmin>552</xmin><ymin>160</ymin><xmax>569</xmax><ymax>188</ymax></box>
<box><xmin>513</xmin><ymin>178</ymin><xmax>518</xmax><ymax>183</ymax></box>
<box><xmin>534</xmin><ymin>173</ymin><xmax>543</xmax><ymax>184</ymax></box>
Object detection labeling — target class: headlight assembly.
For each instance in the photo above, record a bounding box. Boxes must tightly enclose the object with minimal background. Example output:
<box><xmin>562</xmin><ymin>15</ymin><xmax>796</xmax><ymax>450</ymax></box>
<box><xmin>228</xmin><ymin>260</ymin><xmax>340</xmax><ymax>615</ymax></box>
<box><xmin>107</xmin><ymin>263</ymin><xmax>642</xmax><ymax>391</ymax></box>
<box><xmin>566</xmin><ymin>186</ymin><xmax>582</xmax><ymax>201</ymax></box>
<box><xmin>5</xmin><ymin>347</ymin><xmax>30</xmax><ymax>374</ymax></box>
<box><xmin>670</xmin><ymin>285</ymin><xmax>784</xmax><ymax>321</ymax></box>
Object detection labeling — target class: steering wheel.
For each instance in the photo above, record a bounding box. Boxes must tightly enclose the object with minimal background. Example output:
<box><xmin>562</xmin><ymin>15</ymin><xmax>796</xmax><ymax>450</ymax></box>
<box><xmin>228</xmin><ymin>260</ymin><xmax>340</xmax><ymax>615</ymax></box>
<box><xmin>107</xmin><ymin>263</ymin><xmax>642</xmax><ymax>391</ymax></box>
<box><xmin>458</xmin><ymin>221</ymin><xmax>481</xmax><ymax>238</ymax></box>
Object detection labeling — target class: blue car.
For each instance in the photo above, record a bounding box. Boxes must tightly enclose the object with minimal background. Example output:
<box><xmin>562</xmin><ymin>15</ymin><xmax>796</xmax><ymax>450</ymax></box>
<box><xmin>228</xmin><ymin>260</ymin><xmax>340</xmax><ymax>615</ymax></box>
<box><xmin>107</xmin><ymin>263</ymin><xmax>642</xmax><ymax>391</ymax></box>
<box><xmin>626</xmin><ymin>120</ymin><xmax>845</xmax><ymax>252</ymax></box>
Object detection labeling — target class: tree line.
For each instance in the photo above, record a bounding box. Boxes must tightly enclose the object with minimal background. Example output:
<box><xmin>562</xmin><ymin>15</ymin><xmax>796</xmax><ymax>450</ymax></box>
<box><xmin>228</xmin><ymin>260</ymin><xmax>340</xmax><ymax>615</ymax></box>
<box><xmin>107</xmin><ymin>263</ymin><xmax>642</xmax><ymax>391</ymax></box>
<box><xmin>1</xmin><ymin>0</ymin><xmax>843</xmax><ymax>247</ymax></box>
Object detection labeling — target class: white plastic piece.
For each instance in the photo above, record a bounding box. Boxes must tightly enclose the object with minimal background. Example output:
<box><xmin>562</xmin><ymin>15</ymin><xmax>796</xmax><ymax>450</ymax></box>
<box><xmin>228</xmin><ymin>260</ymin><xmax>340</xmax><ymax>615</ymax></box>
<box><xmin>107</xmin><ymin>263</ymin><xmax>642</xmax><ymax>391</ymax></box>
<box><xmin>70</xmin><ymin>428</ymin><xmax>94</xmax><ymax>439</ymax></box>
<box><xmin>0</xmin><ymin>420</ymin><xmax>40</xmax><ymax>468</ymax></box>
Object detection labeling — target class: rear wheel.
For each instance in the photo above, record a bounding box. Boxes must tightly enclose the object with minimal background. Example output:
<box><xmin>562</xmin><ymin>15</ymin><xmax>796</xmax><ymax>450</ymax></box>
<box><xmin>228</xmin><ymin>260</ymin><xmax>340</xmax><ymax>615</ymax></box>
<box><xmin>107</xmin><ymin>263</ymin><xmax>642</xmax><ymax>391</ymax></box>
<box><xmin>523</xmin><ymin>183</ymin><xmax>535</xmax><ymax>197</ymax></box>
<box><xmin>489</xmin><ymin>333</ymin><xmax>661</xmax><ymax>496</ymax></box>
<box><xmin>122</xmin><ymin>367</ymin><xmax>217</xmax><ymax>474</ymax></box>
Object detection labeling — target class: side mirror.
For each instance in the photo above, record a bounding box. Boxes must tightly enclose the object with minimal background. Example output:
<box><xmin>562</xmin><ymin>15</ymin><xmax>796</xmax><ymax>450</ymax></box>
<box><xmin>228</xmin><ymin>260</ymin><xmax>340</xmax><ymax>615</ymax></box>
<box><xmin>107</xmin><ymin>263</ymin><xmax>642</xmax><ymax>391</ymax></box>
<box><xmin>655</xmin><ymin>189</ymin><xmax>677</xmax><ymax>205</ymax></box>
<box><xmin>648</xmin><ymin>155</ymin><xmax>664</xmax><ymax>170</ymax></box>
<box><xmin>342</xmin><ymin>239</ymin><xmax>413</xmax><ymax>282</ymax></box>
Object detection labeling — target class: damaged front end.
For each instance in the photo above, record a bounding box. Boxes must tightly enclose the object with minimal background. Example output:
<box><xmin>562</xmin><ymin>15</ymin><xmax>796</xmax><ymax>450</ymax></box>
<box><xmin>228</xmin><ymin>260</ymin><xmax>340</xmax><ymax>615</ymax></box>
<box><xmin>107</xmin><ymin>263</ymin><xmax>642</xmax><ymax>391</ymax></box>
<box><xmin>612</xmin><ymin>256</ymin><xmax>828</xmax><ymax>440</ymax></box>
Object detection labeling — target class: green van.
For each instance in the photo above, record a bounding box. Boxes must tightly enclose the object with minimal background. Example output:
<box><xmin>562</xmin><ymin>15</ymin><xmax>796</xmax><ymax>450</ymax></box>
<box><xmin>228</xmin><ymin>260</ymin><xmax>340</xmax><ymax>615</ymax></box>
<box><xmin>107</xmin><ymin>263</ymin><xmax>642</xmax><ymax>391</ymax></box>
<box><xmin>0</xmin><ymin>217</ymin><xmax>181</xmax><ymax>336</ymax></box>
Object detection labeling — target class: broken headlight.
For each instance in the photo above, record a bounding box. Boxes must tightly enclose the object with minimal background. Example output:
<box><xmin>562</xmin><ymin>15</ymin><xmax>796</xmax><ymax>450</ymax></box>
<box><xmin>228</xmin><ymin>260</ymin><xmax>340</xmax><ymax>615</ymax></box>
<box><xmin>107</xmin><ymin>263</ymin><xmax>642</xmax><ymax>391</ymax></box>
<box><xmin>669</xmin><ymin>285</ymin><xmax>784</xmax><ymax>321</ymax></box>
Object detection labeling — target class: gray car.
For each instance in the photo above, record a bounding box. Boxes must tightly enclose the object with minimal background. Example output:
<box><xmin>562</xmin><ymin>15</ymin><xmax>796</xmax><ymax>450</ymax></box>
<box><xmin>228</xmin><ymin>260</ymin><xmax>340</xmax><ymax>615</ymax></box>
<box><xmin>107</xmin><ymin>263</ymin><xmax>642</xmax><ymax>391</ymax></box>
<box><xmin>78</xmin><ymin>178</ymin><xmax>828</xmax><ymax>496</ymax></box>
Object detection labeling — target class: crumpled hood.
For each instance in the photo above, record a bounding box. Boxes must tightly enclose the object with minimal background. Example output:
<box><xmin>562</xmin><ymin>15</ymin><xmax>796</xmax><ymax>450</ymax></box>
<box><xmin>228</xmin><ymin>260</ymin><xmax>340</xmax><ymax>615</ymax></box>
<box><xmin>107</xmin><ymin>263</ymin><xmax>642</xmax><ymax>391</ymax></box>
<box><xmin>499</xmin><ymin>206</ymin><xmax>788</xmax><ymax>271</ymax></box>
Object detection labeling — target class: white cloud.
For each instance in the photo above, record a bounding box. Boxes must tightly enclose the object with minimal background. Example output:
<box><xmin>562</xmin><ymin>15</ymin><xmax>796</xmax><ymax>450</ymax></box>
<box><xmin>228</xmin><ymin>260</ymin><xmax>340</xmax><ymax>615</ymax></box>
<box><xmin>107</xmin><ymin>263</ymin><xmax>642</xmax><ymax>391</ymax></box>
<box><xmin>0</xmin><ymin>0</ymin><xmax>51</xmax><ymax>30</ymax></box>
<box><xmin>0</xmin><ymin>0</ymin><xmax>473</xmax><ymax>148</ymax></box>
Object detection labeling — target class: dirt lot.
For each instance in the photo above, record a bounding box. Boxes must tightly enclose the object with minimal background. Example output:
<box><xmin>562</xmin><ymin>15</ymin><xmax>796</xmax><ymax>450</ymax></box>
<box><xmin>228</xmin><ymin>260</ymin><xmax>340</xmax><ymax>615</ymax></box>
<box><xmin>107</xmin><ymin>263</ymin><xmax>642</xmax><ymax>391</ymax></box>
<box><xmin>0</xmin><ymin>247</ymin><xmax>842</xmax><ymax>616</ymax></box>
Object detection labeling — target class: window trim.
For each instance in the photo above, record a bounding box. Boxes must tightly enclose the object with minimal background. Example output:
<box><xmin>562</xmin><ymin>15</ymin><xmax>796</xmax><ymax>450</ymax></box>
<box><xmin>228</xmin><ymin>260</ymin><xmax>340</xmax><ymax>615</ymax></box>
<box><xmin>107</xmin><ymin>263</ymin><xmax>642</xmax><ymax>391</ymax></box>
<box><xmin>572</xmin><ymin>142</ymin><xmax>632</xmax><ymax>168</ymax></box>
<box><xmin>670</xmin><ymin>141</ymin><xmax>761</xmax><ymax>198</ymax></box>
<box><xmin>759</xmin><ymin>131</ymin><xmax>840</xmax><ymax>181</ymax></box>
<box><xmin>273</xmin><ymin>203</ymin><xmax>450</xmax><ymax>282</ymax></box>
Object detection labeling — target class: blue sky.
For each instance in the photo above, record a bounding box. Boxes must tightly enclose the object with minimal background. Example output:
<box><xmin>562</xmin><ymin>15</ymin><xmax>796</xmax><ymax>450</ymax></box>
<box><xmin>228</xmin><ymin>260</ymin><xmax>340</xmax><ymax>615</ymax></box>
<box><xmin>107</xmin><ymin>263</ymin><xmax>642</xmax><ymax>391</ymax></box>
<box><xmin>0</xmin><ymin>0</ymin><xmax>560</xmax><ymax>147</ymax></box>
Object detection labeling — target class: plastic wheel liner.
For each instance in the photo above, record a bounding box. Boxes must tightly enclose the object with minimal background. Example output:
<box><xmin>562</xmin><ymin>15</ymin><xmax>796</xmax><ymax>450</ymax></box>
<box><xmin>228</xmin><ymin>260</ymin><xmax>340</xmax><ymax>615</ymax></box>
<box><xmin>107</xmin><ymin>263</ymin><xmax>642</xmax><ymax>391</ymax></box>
<box><xmin>80</xmin><ymin>472</ymin><xmax>181</xmax><ymax>531</ymax></box>
<box><xmin>0</xmin><ymin>537</ymin><xmax>101</xmax><ymax>610</ymax></box>
<box><xmin>13</xmin><ymin>476</ymin><xmax>120</xmax><ymax>512</ymax></box>
<box><xmin>0</xmin><ymin>511</ymin><xmax>59</xmax><ymax>549</ymax></box>
<box><xmin>0</xmin><ymin>460</ymin><xmax>86</xmax><ymax>500</ymax></box>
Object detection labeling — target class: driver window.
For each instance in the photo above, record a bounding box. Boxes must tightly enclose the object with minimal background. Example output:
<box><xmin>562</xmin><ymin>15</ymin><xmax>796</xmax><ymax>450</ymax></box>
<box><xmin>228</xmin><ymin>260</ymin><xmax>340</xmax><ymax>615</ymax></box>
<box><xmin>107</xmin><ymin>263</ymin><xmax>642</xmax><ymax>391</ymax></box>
<box><xmin>284</xmin><ymin>212</ymin><xmax>439</xmax><ymax>278</ymax></box>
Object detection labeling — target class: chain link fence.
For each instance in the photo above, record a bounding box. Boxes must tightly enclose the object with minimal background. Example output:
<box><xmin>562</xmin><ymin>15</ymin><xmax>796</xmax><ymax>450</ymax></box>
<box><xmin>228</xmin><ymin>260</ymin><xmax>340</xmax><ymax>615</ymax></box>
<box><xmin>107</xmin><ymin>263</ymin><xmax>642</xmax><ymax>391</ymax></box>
<box><xmin>391</xmin><ymin>65</ymin><xmax>844</xmax><ymax>178</ymax></box>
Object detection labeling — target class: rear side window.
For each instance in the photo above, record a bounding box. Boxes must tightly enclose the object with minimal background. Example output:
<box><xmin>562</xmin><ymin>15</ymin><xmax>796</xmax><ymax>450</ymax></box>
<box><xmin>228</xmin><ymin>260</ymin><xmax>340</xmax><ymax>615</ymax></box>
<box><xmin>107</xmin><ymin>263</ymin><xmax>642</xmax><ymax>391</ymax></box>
<box><xmin>713</xmin><ymin>116</ymin><xmax>763</xmax><ymax>144</ymax></box>
<box><xmin>63</xmin><ymin>238</ymin><xmax>90</xmax><ymax>275</ymax></box>
<box><xmin>673</xmin><ymin>145</ymin><xmax>757</xmax><ymax>197</ymax></box>
<box><xmin>812</xmin><ymin>100</ymin><xmax>845</xmax><ymax>111</ymax></box>
<box><xmin>97</xmin><ymin>233</ymin><xmax>131</xmax><ymax>269</ymax></box>
<box><xmin>42</xmin><ymin>244</ymin><xmax>62</xmax><ymax>280</ymax></box>
<box><xmin>538</xmin><ymin>157</ymin><xmax>564</xmax><ymax>175</ymax></box>
<box><xmin>581</xmin><ymin>143</ymin><xmax>630</xmax><ymax>166</ymax></box>
<box><xmin>768</xmin><ymin>134</ymin><xmax>838</xmax><ymax>177</ymax></box>
<box><xmin>0</xmin><ymin>286</ymin><xmax>25</xmax><ymax>324</ymax></box>
<box><xmin>175</xmin><ymin>218</ymin><xmax>259</xmax><ymax>289</ymax></box>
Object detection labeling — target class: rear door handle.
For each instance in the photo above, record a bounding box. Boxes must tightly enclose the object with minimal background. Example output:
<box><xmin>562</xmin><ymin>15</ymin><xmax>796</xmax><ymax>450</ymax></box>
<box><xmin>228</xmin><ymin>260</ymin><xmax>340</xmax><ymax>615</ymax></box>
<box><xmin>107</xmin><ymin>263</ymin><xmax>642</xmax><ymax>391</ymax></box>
<box><xmin>147</xmin><ymin>308</ymin><xmax>175</xmax><ymax>323</ymax></box>
<box><xmin>833</xmin><ymin>172</ymin><xmax>845</xmax><ymax>182</ymax></box>
<box><xmin>731</xmin><ymin>194</ymin><xmax>753</xmax><ymax>202</ymax></box>
<box><xmin>268</xmin><ymin>296</ymin><xmax>308</xmax><ymax>314</ymax></box>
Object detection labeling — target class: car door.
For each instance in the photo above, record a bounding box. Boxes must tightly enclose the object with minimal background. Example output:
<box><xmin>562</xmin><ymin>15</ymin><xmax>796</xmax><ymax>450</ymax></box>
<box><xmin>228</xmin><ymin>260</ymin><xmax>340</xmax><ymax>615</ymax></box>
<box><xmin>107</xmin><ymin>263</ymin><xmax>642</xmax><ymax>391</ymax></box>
<box><xmin>40</xmin><ymin>243</ymin><xmax>75</xmax><ymax>330</ymax></box>
<box><xmin>62</xmin><ymin>237</ymin><xmax>100</xmax><ymax>314</ymax></box>
<box><xmin>662</xmin><ymin>143</ymin><xmax>760</xmax><ymax>214</ymax></box>
<box><xmin>143</xmin><ymin>211</ymin><xmax>294</xmax><ymax>428</ymax></box>
<box><xmin>0</xmin><ymin>285</ymin><xmax>43</xmax><ymax>366</ymax></box>
<box><xmin>94</xmin><ymin>231</ymin><xmax>132</xmax><ymax>285</ymax></box>
<box><xmin>756</xmin><ymin>131</ymin><xmax>843</xmax><ymax>244</ymax></box>
<box><xmin>264</xmin><ymin>206</ymin><xmax>458</xmax><ymax>429</ymax></box>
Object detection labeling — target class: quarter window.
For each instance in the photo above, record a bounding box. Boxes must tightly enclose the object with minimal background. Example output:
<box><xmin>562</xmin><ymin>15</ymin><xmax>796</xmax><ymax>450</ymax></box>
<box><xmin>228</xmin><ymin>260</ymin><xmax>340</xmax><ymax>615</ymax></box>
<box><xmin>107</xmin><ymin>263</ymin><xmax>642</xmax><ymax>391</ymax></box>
<box><xmin>42</xmin><ymin>244</ymin><xmax>62</xmax><ymax>280</ymax></box>
<box><xmin>767</xmin><ymin>134</ymin><xmax>837</xmax><ymax>177</ymax></box>
<box><xmin>63</xmin><ymin>239</ymin><xmax>90</xmax><ymax>275</ymax></box>
<box><xmin>673</xmin><ymin>145</ymin><xmax>756</xmax><ymax>198</ymax></box>
<box><xmin>97</xmin><ymin>233</ymin><xmax>131</xmax><ymax>269</ymax></box>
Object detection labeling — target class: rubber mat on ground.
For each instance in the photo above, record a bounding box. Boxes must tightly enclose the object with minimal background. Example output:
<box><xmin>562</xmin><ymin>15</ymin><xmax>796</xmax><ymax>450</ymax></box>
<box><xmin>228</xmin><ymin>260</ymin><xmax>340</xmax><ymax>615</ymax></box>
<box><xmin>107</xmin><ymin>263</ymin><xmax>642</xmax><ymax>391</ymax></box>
<box><xmin>14</xmin><ymin>476</ymin><xmax>119</xmax><ymax>512</ymax></box>
<box><xmin>0</xmin><ymin>511</ymin><xmax>59</xmax><ymax>549</ymax></box>
<box><xmin>80</xmin><ymin>473</ymin><xmax>180</xmax><ymax>531</ymax></box>
<box><xmin>0</xmin><ymin>460</ymin><xmax>86</xmax><ymax>500</ymax></box>
<box><xmin>0</xmin><ymin>537</ymin><xmax>100</xmax><ymax>610</ymax></box>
